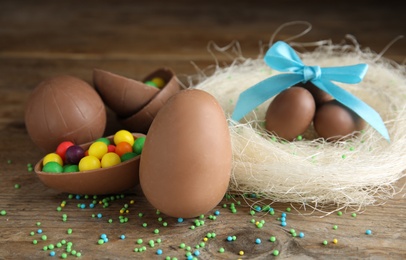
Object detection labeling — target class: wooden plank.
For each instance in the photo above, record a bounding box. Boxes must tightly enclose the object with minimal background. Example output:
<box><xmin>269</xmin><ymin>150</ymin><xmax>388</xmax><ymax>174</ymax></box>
<box><xmin>0</xmin><ymin>0</ymin><xmax>405</xmax><ymax>259</ymax></box>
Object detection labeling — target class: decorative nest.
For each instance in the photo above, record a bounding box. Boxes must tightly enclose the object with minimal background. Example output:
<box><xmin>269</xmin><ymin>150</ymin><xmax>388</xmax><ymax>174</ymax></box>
<box><xmin>189</xmin><ymin>35</ymin><xmax>406</xmax><ymax>213</ymax></box>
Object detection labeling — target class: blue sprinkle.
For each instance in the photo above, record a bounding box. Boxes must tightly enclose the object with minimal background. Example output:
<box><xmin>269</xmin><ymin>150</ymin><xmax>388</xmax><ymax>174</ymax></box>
<box><xmin>365</xmin><ymin>229</ymin><xmax>372</xmax><ymax>235</ymax></box>
<box><xmin>156</xmin><ymin>249</ymin><xmax>163</xmax><ymax>255</ymax></box>
<box><xmin>187</xmin><ymin>256</ymin><xmax>193</xmax><ymax>260</ymax></box>
<box><xmin>299</xmin><ymin>232</ymin><xmax>305</xmax><ymax>238</ymax></box>
<box><xmin>281</xmin><ymin>221</ymin><xmax>287</xmax><ymax>227</ymax></box>
<box><xmin>281</xmin><ymin>212</ymin><xmax>287</xmax><ymax>218</ymax></box>
<box><xmin>250</xmin><ymin>193</ymin><xmax>257</xmax><ymax>198</ymax></box>
<box><xmin>214</xmin><ymin>210</ymin><xmax>220</xmax><ymax>216</ymax></box>
<box><xmin>49</xmin><ymin>251</ymin><xmax>56</xmax><ymax>257</ymax></box>
<box><xmin>194</xmin><ymin>250</ymin><xmax>200</xmax><ymax>256</ymax></box>
<box><xmin>177</xmin><ymin>218</ymin><xmax>184</xmax><ymax>223</ymax></box>
<box><xmin>120</xmin><ymin>234</ymin><xmax>126</xmax><ymax>240</ymax></box>
<box><xmin>103</xmin><ymin>237</ymin><xmax>109</xmax><ymax>243</ymax></box>
<box><xmin>89</xmin><ymin>203</ymin><xmax>95</xmax><ymax>208</ymax></box>
<box><xmin>75</xmin><ymin>195</ymin><xmax>81</xmax><ymax>200</ymax></box>
<box><xmin>226</xmin><ymin>236</ymin><xmax>233</xmax><ymax>242</ymax></box>
<box><xmin>280</xmin><ymin>217</ymin><xmax>286</xmax><ymax>222</ymax></box>
<box><xmin>100</xmin><ymin>234</ymin><xmax>107</xmax><ymax>239</ymax></box>
<box><xmin>255</xmin><ymin>206</ymin><xmax>262</xmax><ymax>212</ymax></box>
<box><xmin>97</xmin><ymin>213</ymin><xmax>102</xmax><ymax>218</ymax></box>
<box><xmin>255</xmin><ymin>238</ymin><xmax>261</xmax><ymax>244</ymax></box>
<box><xmin>37</xmin><ymin>229</ymin><xmax>43</xmax><ymax>234</ymax></box>
<box><xmin>80</xmin><ymin>203</ymin><xmax>86</xmax><ymax>209</ymax></box>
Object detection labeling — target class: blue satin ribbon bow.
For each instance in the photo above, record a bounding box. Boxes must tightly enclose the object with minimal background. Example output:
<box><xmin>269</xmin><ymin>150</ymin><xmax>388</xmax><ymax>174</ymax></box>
<box><xmin>231</xmin><ymin>41</ymin><xmax>390</xmax><ymax>141</ymax></box>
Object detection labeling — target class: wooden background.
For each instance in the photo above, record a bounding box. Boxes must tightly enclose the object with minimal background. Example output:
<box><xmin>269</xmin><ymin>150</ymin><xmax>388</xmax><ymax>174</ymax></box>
<box><xmin>0</xmin><ymin>0</ymin><xmax>405</xmax><ymax>259</ymax></box>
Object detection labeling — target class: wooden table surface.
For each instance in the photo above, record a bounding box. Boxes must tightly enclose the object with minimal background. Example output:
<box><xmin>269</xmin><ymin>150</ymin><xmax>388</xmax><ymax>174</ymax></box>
<box><xmin>1</xmin><ymin>0</ymin><xmax>405</xmax><ymax>259</ymax></box>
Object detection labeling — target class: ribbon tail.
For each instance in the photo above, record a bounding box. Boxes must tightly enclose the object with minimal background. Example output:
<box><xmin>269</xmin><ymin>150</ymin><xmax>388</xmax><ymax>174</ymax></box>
<box><xmin>314</xmin><ymin>79</ymin><xmax>390</xmax><ymax>142</ymax></box>
<box><xmin>231</xmin><ymin>73</ymin><xmax>303</xmax><ymax>121</ymax></box>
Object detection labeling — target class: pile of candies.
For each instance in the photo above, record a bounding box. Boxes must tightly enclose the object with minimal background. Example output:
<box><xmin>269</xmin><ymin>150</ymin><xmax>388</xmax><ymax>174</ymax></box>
<box><xmin>144</xmin><ymin>77</ymin><xmax>165</xmax><ymax>88</ymax></box>
<box><xmin>41</xmin><ymin>130</ymin><xmax>145</xmax><ymax>173</ymax></box>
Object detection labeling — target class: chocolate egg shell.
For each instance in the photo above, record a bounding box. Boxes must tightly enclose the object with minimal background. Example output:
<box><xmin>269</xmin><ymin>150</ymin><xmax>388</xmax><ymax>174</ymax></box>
<box><xmin>265</xmin><ymin>86</ymin><xmax>316</xmax><ymax>141</ymax></box>
<box><xmin>313</xmin><ymin>100</ymin><xmax>366</xmax><ymax>141</ymax></box>
<box><xmin>35</xmin><ymin>133</ymin><xmax>145</xmax><ymax>195</ymax></box>
<box><xmin>93</xmin><ymin>69</ymin><xmax>160</xmax><ymax>118</ymax></box>
<box><xmin>139</xmin><ymin>89</ymin><xmax>231</xmax><ymax>218</ymax></box>
<box><xmin>25</xmin><ymin>75</ymin><xmax>106</xmax><ymax>153</ymax></box>
<box><xmin>119</xmin><ymin>68</ymin><xmax>181</xmax><ymax>134</ymax></box>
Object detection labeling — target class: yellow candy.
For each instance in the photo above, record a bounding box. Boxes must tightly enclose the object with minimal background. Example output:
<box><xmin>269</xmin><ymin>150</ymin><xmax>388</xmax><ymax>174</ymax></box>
<box><xmin>101</xmin><ymin>152</ymin><xmax>121</xmax><ymax>168</ymax></box>
<box><xmin>43</xmin><ymin>153</ymin><xmax>63</xmax><ymax>166</ymax></box>
<box><xmin>114</xmin><ymin>130</ymin><xmax>134</xmax><ymax>146</ymax></box>
<box><xmin>78</xmin><ymin>155</ymin><xmax>101</xmax><ymax>171</ymax></box>
<box><xmin>88</xmin><ymin>141</ymin><xmax>108</xmax><ymax>160</ymax></box>
<box><xmin>151</xmin><ymin>77</ymin><xmax>165</xmax><ymax>88</ymax></box>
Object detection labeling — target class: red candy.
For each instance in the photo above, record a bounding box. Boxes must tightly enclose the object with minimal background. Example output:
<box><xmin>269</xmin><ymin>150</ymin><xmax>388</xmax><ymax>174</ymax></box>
<box><xmin>56</xmin><ymin>141</ymin><xmax>74</xmax><ymax>162</ymax></box>
<box><xmin>107</xmin><ymin>144</ymin><xmax>116</xmax><ymax>153</ymax></box>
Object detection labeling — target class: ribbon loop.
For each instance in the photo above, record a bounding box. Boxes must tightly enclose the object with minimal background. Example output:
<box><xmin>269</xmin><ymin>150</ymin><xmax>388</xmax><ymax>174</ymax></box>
<box><xmin>303</xmin><ymin>65</ymin><xmax>321</xmax><ymax>83</ymax></box>
<box><xmin>231</xmin><ymin>41</ymin><xmax>390</xmax><ymax>142</ymax></box>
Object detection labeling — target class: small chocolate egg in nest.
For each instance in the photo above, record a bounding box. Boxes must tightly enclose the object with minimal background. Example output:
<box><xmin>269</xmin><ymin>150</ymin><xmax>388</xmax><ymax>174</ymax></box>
<box><xmin>191</xmin><ymin>40</ymin><xmax>406</xmax><ymax>211</ymax></box>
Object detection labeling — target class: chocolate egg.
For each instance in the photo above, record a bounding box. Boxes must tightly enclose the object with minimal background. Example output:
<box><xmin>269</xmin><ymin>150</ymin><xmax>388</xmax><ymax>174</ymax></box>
<box><xmin>25</xmin><ymin>75</ymin><xmax>106</xmax><ymax>152</ymax></box>
<box><xmin>302</xmin><ymin>81</ymin><xmax>333</xmax><ymax>107</ymax></box>
<box><xmin>93</xmin><ymin>69</ymin><xmax>159</xmax><ymax>118</ymax></box>
<box><xmin>118</xmin><ymin>68</ymin><xmax>181</xmax><ymax>134</ymax></box>
<box><xmin>313</xmin><ymin>100</ymin><xmax>366</xmax><ymax>141</ymax></box>
<box><xmin>265</xmin><ymin>86</ymin><xmax>316</xmax><ymax>141</ymax></box>
<box><xmin>139</xmin><ymin>89</ymin><xmax>231</xmax><ymax>218</ymax></box>
<box><xmin>35</xmin><ymin>133</ymin><xmax>145</xmax><ymax>195</ymax></box>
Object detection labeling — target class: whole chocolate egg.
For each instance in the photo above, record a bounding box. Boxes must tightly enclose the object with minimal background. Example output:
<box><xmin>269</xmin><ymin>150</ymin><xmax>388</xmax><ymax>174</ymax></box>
<box><xmin>313</xmin><ymin>100</ymin><xmax>366</xmax><ymax>141</ymax></box>
<box><xmin>25</xmin><ymin>75</ymin><xmax>106</xmax><ymax>152</ymax></box>
<box><xmin>265</xmin><ymin>86</ymin><xmax>316</xmax><ymax>141</ymax></box>
<box><xmin>139</xmin><ymin>89</ymin><xmax>232</xmax><ymax>218</ymax></box>
<box><xmin>302</xmin><ymin>81</ymin><xmax>333</xmax><ymax>107</ymax></box>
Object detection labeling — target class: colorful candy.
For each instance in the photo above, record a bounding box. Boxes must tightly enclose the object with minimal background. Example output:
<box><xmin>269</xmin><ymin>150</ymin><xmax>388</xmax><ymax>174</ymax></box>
<box><xmin>101</xmin><ymin>153</ymin><xmax>121</xmax><ymax>168</ymax></box>
<box><xmin>65</xmin><ymin>145</ymin><xmax>85</xmax><ymax>165</ymax></box>
<box><xmin>115</xmin><ymin>142</ymin><xmax>133</xmax><ymax>157</ymax></box>
<box><xmin>114</xmin><ymin>130</ymin><xmax>134</xmax><ymax>146</ymax></box>
<box><xmin>56</xmin><ymin>141</ymin><xmax>74</xmax><ymax>161</ymax></box>
<box><xmin>88</xmin><ymin>141</ymin><xmax>108</xmax><ymax>160</ymax></box>
<box><xmin>79</xmin><ymin>155</ymin><xmax>101</xmax><ymax>171</ymax></box>
<box><xmin>41</xmin><ymin>130</ymin><xmax>145</xmax><ymax>173</ymax></box>
<box><xmin>43</xmin><ymin>153</ymin><xmax>63</xmax><ymax>166</ymax></box>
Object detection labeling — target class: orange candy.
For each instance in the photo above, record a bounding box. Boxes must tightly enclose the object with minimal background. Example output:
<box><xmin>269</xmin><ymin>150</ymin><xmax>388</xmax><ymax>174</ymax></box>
<box><xmin>115</xmin><ymin>142</ymin><xmax>133</xmax><ymax>157</ymax></box>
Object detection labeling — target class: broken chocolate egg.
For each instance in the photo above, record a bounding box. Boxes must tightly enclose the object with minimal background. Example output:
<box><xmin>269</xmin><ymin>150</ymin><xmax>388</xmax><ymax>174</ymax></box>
<box><xmin>25</xmin><ymin>75</ymin><xmax>106</xmax><ymax>152</ymax></box>
<box><xmin>93</xmin><ymin>69</ymin><xmax>159</xmax><ymax>118</ymax></box>
<box><xmin>139</xmin><ymin>89</ymin><xmax>231</xmax><ymax>218</ymax></box>
<box><xmin>118</xmin><ymin>68</ymin><xmax>181</xmax><ymax>134</ymax></box>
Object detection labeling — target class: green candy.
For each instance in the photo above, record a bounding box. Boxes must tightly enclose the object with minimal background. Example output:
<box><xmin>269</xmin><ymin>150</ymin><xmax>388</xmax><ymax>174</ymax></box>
<box><xmin>133</xmin><ymin>137</ymin><xmax>146</xmax><ymax>155</ymax></box>
<box><xmin>63</xmin><ymin>164</ymin><xmax>79</xmax><ymax>173</ymax></box>
<box><xmin>121</xmin><ymin>152</ymin><xmax>138</xmax><ymax>162</ymax></box>
<box><xmin>42</xmin><ymin>162</ymin><xmax>63</xmax><ymax>173</ymax></box>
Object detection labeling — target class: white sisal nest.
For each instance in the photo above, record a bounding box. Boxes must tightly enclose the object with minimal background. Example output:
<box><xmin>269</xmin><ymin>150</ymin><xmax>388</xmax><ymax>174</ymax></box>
<box><xmin>188</xmin><ymin>32</ymin><xmax>406</xmax><ymax>213</ymax></box>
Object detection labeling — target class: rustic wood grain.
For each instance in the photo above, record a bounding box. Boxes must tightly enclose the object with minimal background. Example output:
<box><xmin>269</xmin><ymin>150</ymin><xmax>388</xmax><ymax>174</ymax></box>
<box><xmin>0</xmin><ymin>0</ymin><xmax>405</xmax><ymax>259</ymax></box>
